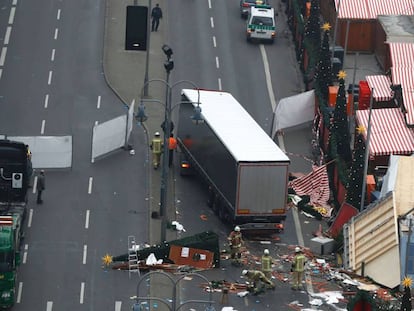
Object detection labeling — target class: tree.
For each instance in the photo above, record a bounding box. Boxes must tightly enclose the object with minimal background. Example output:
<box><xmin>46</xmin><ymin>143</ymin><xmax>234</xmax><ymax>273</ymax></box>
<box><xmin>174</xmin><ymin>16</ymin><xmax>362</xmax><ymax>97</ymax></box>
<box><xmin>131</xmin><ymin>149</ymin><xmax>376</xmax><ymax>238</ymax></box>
<box><xmin>346</xmin><ymin>125</ymin><xmax>366</xmax><ymax>209</ymax></box>
<box><xmin>315</xmin><ymin>23</ymin><xmax>333</xmax><ymax>103</ymax></box>
<box><xmin>330</xmin><ymin>70</ymin><xmax>351</xmax><ymax>164</ymax></box>
<box><xmin>401</xmin><ymin>276</ymin><xmax>412</xmax><ymax>311</ymax></box>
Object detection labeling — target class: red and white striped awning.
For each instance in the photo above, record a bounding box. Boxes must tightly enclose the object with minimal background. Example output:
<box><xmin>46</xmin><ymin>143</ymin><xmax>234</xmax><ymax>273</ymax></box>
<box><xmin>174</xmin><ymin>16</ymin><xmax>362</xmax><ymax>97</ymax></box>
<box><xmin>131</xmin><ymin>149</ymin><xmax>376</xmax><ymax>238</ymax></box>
<box><xmin>388</xmin><ymin>42</ymin><xmax>414</xmax><ymax>67</ymax></box>
<box><xmin>366</xmin><ymin>75</ymin><xmax>393</xmax><ymax>102</ymax></box>
<box><xmin>356</xmin><ymin>108</ymin><xmax>414</xmax><ymax>156</ymax></box>
<box><xmin>389</xmin><ymin>42</ymin><xmax>414</xmax><ymax>124</ymax></box>
<box><xmin>367</xmin><ymin>0</ymin><xmax>414</xmax><ymax>17</ymax></box>
<box><xmin>335</xmin><ymin>0</ymin><xmax>414</xmax><ymax>20</ymax></box>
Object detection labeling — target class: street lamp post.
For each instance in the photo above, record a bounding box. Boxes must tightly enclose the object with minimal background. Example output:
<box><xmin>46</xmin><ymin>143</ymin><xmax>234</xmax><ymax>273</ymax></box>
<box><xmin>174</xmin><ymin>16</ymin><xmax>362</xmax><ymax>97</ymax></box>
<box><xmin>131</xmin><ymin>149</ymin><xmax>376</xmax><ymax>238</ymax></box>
<box><xmin>143</xmin><ymin>0</ymin><xmax>152</xmax><ymax>97</ymax></box>
<box><xmin>136</xmin><ymin>45</ymin><xmax>203</xmax><ymax>243</ymax></box>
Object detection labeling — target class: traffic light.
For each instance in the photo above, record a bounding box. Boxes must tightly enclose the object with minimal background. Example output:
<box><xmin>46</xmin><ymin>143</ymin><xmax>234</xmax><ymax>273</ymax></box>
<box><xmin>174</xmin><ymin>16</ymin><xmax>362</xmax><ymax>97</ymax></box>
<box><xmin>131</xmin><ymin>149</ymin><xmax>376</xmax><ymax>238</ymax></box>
<box><xmin>125</xmin><ymin>6</ymin><xmax>148</xmax><ymax>51</ymax></box>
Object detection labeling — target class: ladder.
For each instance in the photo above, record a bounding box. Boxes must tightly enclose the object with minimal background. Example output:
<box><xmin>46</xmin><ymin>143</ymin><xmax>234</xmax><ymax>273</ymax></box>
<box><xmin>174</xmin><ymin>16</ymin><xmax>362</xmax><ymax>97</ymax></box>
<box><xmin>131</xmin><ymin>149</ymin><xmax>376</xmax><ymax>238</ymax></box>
<box><xmin>128</xmin><ymin>235</ymin><xmax>140</xmax><ymax>278</ymax></box>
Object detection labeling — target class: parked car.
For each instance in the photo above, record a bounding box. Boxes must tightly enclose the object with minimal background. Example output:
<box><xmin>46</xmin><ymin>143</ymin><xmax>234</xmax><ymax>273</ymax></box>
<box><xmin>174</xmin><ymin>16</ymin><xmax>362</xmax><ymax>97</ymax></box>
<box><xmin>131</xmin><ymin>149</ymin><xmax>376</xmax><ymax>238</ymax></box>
<box><xmin>240</xmin><ymin>0</ymin><xmax>270</xmax><ymax>18</ymax></box>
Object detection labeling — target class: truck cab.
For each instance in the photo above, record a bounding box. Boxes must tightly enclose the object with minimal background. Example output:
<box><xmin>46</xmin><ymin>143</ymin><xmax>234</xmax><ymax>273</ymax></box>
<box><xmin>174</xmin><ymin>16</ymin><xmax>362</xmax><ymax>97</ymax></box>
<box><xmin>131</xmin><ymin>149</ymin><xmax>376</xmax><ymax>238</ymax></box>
<box><xmin>246</xmin><ymin>5</ymin><xmax>276</xmax><ymax>43</ymax></box>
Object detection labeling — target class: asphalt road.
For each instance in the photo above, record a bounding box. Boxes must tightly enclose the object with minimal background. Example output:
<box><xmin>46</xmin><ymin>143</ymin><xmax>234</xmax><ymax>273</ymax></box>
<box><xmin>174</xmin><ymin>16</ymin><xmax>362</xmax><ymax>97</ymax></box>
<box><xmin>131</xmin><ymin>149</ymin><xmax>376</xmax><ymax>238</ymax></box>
<box><xmin>0</xmin><ymin>0</ymin><xmax>149</xmax><ymax>310</ymax></box>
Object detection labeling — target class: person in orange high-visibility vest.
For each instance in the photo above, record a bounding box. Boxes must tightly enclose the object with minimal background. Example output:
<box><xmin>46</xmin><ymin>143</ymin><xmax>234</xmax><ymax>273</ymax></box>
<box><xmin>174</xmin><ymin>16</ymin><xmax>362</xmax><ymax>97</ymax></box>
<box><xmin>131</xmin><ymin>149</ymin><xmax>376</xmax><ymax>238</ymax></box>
<box><xmin>291</xmin><ymin>246</ymin><xmax>306</xmax><ymax>290</ymax></box>
<box><xmin>168</xmin><ymin>133</ymin><xmax>177</xmax><ymax>167</ymax></box>
<box><xmin>150</xmin><ymin>132</ymin><xmax>163</xmax><ymax>169</ymax></box>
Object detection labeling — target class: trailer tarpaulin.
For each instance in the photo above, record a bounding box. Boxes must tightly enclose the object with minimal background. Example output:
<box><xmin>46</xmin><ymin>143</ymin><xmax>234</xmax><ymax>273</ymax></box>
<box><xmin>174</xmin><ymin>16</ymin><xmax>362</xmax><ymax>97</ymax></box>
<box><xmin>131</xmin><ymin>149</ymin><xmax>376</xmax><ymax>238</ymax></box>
<box><xmin>272</xmin><ymin>90</ymin><xmax>315</xmax><ymax>138</ymax></box>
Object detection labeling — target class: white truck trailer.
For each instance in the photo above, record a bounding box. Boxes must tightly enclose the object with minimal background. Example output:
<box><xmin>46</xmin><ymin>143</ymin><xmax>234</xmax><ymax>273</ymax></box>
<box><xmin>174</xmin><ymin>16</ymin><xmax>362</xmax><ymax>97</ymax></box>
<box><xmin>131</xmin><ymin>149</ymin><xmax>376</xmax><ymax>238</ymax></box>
<box><xmin>177</xmin><ymin>89</ymin><xmax>290</xmax><ymax>233</ymax></box>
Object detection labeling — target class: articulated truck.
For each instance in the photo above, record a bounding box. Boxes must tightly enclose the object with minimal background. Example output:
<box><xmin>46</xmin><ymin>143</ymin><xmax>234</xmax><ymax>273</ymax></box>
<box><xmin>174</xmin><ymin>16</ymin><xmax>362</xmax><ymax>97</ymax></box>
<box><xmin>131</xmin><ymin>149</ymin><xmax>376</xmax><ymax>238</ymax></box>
<box><xmin>0</xmin><ymin>139</ymin><xmax>31</xmax><ymax>307</ymax></box>
<box><xmin>177</xmin><ymin>89</ymin><xmax>290</xmax><ymax>233</ymax></box>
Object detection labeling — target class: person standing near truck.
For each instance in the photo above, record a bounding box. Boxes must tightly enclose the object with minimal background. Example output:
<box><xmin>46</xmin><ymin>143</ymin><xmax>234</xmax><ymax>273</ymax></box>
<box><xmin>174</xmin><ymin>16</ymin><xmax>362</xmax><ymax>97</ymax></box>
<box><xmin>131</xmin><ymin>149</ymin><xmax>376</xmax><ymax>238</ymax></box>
<box><xmin>291</xmin><ymin>246</ymin><xmax>306</xmax><ymax>290</ymax></box>
<box><xmin>228</xmin><ymin>226</ymin><xmax>244</xmax><ymax>265</ymax></box>
<box><xmin>261</xmin><ymin>249</ymin><xmax>273</xmax><ymax>280</ymax></box>
<box><xmin>168</xmin><ymin>133</ymin><xmax>177</xmax><ymax>167</ymax></box>
<box><xmin>36</xmin><ymin>170</ymin><xmax>45</xmax><ymax>204</ymax></box>
<box><xmin>150</xmin><ymin>132</ymin><xmax>163</xmax><ymax>169</ymax></box>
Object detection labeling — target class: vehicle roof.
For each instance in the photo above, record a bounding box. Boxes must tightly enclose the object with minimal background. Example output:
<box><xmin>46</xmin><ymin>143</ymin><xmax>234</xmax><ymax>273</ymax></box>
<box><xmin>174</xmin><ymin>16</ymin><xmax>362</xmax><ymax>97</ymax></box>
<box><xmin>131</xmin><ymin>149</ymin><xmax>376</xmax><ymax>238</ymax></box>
<box><xmin>181</xmin><ymin>89</ymin><xmax>290</xmax><ymax>163</ymax></box>
<box><xmin>251</xmin><ymin>6</ymin><xmax>274</xmax><ymax>17</ymax></box>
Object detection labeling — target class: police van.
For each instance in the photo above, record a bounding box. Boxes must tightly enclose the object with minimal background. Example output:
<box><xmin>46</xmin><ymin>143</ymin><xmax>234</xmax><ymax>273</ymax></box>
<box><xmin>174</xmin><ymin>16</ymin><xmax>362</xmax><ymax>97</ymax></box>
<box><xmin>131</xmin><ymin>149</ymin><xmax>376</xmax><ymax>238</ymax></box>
<box><xmin>246</xmin><ymin>5</ymin><xmax>276</xmax><ymax>43</ymax></box>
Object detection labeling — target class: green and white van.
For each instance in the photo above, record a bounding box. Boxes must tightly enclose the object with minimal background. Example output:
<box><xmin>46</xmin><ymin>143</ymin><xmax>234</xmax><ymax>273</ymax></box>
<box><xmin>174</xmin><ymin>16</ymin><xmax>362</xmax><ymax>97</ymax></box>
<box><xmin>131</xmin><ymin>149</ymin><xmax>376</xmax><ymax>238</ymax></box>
<box><xmin>246</xmin><ymin>5</ymin><xmax>275</xmax><ymax>43</ymax></box>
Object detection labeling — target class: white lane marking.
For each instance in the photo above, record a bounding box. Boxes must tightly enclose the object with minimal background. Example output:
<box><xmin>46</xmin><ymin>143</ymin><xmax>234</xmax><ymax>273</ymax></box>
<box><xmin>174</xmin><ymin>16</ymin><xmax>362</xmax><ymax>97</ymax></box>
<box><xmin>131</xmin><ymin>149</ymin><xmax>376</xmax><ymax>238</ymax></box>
<box><xmin>82</xmin><ymin>245</ymin><xmax>87</xmax><ymax>264</ymax></box>
<box><xmin>16</xmin><ymin>282</ymin><xmax>23</xmax><ymax>303</ymax></box>
<box><xmin>0</xmin><ymin>47</ymin><xmax>7</xmax><ymax>66</ymax></box>
<box><xmin>47</xmin><ymin>301</ymin><xmax>53</xmax><ymax>311</ymax></box>
<box><xmin>210</xmin><ymin>17</ymin><xmax>214</xmax><ymax>28</ymax></box>
<box><xmin>22</xmin><ymin>244</ymin><xmax>28</xmax><ymax>264</ymax></box>
<box><xmin>95</xmin><ymin>121</ymin><xmax>98</xmax><ymax>126</ymax></box>
<box><xmin>48</xmin><ymin>70</ymin><xmax>53</xmax><ymax>85</ymax></box>
<box><xmin>57</xmin><ymin>9</ymin><xmax>61</xmax><ymax>20</ymax></box>
<box><xmin>54</xmin><ymin>28</ymin><xmax>58</xmax><ymax>40</ymax></box>
<box><xmin>215</xmin><ymin>56</ymin><xmax>219</xmax><ymax>69</ymax></box>
<box><xmin>208</xmin><ymin>0</ymin><xmax>212</xmax><ymax>9</ymax></box>
<box><xmin>212</xmin><ymin>36</ymin><xmax>216</xmax><ymax>48</ymax></box>
<box><xmin>115</xmin><ymin>301</ymin><xmax>122</xmax><ymax>311</ymax></box>
<box><xmin>12</xmin><ymin>0</ymin><xmax>17</xmax><ymax>5</ymax></box>
<box><xmin>4</xmin><ymin>26</ymin><xmax>12</xmax><ymax>45</ymax></box>
<box><xmin>51</xmin><ymin>49</ymin><xmax>55</xmax><ymax>61</ymax></box>
<box><xmin>260</xmin><ymin>44</ymin><xmax>277</xmax><ymax>111</ymax></box>
<box><xmin>33</xmin><ymin>176</ymin><xmax>37</xmax><ymax>194</ymax></box>
<box><xmin>8</xmin><ymin>7</ymin><xmax>16</xmax><ymax>24</ymax></box>
<box><xmin>218</xmin><ymin>78</ymin><xmax>222</xmax><ymax>91</ymax></box>
<box><xmin>96</xmin><ymin>95</ymin><xmax>101</xmax><ymax>109</ymax></box>
<box><xmin>27</xmin><ymin>209</ymin><xmax>33</xmax><ymax>228</ymax></box>
<box><xmin>85</xmin><ymin>210</ymin><xmax>90</xmax><ymax>229</ymax></box>
<box><xmin>80</xmin><ymin>282</ymin><xmax>85</xmax><ymax>304</ymax></box>
<box><xmin>44</xmin><ymin>94</ymin><xmax>49</xmax><ymax>108</ymax></box>
<box><xmin>0</xmin><ymin>69</ymin><xmax>3</xmax><ymax>80</ymax></box>
<box><xmin>40</xmin><ymin>120</ymin><xmax>45</xmax><ymax>134</ymax></box>
<box><xmin>88</xmin><ymin>177</ymin><xmax>93</xmax><ymax>194</ymax></box>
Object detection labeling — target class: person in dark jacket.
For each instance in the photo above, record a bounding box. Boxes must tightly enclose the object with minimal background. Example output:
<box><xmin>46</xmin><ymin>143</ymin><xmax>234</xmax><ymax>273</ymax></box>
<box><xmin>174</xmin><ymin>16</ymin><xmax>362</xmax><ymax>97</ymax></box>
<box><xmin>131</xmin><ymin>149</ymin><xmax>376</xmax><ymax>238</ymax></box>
<box><xmin>37</xmin><ymin>170</ymin><xmax>45</xmax><ymax>204</ymax></box>
<box><xmin>151</xmin><ymin>4</ymin><xmax>163</xmax><ymax>32</ymax></box>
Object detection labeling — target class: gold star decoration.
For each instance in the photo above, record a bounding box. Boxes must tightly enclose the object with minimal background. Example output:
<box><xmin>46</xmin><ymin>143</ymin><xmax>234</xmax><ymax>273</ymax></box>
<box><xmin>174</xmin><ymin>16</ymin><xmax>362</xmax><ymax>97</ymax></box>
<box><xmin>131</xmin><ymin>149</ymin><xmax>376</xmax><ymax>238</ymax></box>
<box><xmin>402</xmin><ymin>276</ymin><xmax>412</xmax><ymax>288</ymax></box>
<box><xmin>102</xmin><ymin>254</ymin><xmax>113</xmax><ymax>267</ymax></box>
<box><xmin>337</xmin><ymin>70</ymin><xmax>347</xmax><ymax>80</ymax></box>
<box><xmin>357</xmin><ymin>125</ymin><xmax>366</xmax><ymax>135</ymax></box>
<box><xmin>322</xmin><ymin>23</ymin><xmax>331</xmax><ymax>31</ymax></box>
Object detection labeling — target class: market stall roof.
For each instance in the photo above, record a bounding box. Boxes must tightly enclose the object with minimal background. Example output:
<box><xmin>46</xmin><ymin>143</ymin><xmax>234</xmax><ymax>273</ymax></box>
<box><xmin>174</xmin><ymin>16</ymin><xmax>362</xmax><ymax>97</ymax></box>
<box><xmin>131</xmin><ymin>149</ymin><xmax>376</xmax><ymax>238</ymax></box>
<box><xmin>388</xmin><ymin>42</ymin><xmax>414</xmax><ymax>125</ymax></box>
<box><xmin>356</xmin><ymin>108</ymin><xmax>414</xmax><ymax>156</ymax></box>
<box><xmin>334</xmin><ymin>0</ymin><xmax>414</xmax><ymax>19</ymax></box>
<box><xmin>366</xmin><ymin>75</ymin><xmax>393</xmax><ymax>102</ymax></box>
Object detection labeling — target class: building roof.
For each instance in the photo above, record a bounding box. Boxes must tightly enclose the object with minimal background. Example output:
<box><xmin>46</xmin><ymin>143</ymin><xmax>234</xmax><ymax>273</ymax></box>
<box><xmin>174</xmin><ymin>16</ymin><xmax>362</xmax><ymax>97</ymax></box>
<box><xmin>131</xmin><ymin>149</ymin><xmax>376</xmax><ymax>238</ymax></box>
<box><xmin>366</xmin><ymin>75</ymin><xmax>393</xmax><ymax>102</ymax></box>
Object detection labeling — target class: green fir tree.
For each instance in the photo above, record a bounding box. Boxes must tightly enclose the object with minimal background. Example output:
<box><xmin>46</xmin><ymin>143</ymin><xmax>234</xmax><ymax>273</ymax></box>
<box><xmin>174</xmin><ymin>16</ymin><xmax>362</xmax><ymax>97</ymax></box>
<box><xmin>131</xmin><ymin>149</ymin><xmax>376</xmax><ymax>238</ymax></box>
<box><xmin>401</xmin><ymin>277</ymin><xmax>412</xmax><ymax>311</ymax></box>
<box><xmin>331</xmin><ymin>70</ymin><xmax>351</xmax><ymax>164</ymax></box>
<box><xmin>345</xmin><ymin>127</ymin><xmax>366</xmax><ymax>209</ymax></box>
<box><xmin>315</xmin><ymin>23</ymin><xmax>333</xmax><ymax>104</ymax></box>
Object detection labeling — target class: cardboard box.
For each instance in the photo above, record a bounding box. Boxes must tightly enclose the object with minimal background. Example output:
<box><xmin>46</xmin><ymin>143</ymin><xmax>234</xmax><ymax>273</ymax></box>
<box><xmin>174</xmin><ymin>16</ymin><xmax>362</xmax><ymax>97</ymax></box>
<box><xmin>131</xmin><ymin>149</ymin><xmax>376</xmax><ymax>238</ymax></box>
<box><xmin>310</xmin><ymin>237</ymin><xmax>335</xmax><ymax>255</ymax></box>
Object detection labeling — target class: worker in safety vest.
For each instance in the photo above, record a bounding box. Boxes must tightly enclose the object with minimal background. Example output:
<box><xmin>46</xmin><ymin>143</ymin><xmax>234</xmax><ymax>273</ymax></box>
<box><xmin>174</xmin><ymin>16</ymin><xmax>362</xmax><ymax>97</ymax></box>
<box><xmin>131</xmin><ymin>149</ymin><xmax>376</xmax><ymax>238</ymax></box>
<box><xmin>228</xmin><ymin>226</ymin><xmax>244</xmax><ymax>265</ymax></box>
<box><xmin>150</xmin><ymin>132</ymin><xmax>163</xmax><ymax>169</ymax></box>
<box><xmin>261</xmin><ymin>249</ymin><xmax>273</xmax><ymax>279</ymax></box>
<box><xmin>168</xmin><ymin>133</ymin><xmax>177</xmax><ymax>167</ymax></box>
<box><xmin>242</xmin><ymin>269</ymin><xmax>275</xmax><ymax>295</ymax></box>
<box><xmin>291</xmin><ymin>246</ymin><xmax>306</xmax><ymax>290</ymax></box>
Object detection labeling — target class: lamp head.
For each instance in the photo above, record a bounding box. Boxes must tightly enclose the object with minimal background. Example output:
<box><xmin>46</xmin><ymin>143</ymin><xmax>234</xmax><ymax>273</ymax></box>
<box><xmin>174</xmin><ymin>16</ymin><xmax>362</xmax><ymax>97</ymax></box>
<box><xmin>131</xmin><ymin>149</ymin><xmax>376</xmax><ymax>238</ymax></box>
<box><xmin>191</xmin><ymin>104</ymin><xmax>204</xmax><ymax>124</ymax></box>
<box><xmin>164</xmin><ymin>59</ymin><xmax>174</xmax><ymax>73</ymax></box>
<box><xmin>162</xmin><ymin>44</ymin><xmax>173</xmax><ymax>59</ymax></box>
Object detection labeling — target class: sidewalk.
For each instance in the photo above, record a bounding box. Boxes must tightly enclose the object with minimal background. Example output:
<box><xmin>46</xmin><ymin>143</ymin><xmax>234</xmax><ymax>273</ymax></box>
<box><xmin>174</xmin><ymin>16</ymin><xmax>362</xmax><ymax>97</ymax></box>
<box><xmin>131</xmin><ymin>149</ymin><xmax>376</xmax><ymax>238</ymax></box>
<box><xmin>103</xmin><ymin>0</ymin><xmax>177</xmax><ymax>246</ymax></box>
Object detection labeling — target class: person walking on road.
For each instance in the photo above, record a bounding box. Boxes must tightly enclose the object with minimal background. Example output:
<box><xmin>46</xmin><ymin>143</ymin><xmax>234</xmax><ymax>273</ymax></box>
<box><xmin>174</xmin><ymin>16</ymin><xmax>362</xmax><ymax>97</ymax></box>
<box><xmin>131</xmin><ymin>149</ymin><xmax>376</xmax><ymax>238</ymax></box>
<box><xmin>261</xmin><ymin>249</ymin><xmax>273</xmax><ymax>280</ymax></box>
<box><xmin>228</xmin><ymin>226</ymin><xmax>244</xmax><ymax>266</ymax></box>
<box><xmin>291</xmin><ymin>246</ymin><xmax>306</xmax><ymax>290</ymax></box>
<box><xmin>242</xmin><ymin>269</ymin><xmax>275</xmax><ymax>295</ymax></box>
<box><xmin>168</xmin><ymin>133</ymin><xmax>177</xmax><ymax>167</ymax></box>
<box><xmin>36</xmin><ymin>170</ymin><xmax>45</xmax><ymax>204</ymax></box>
<box><xmin>150</xmin><ymin>132</ymin><xmax>163</xmax><ymax>169</ymax></box>
<box><xmin>151</xmin><ymin>3</ymin><xmax>163</xmax><ymax>32</ymax></box>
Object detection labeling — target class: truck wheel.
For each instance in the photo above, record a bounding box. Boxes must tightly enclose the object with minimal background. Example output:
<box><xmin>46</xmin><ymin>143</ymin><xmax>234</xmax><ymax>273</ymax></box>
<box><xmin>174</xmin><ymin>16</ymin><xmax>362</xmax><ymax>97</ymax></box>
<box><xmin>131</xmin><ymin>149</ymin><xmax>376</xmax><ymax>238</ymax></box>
<box><xmin>218</xmin><ymin>205</ymin><xmax>226</xmax><ymax>222</ymax></box>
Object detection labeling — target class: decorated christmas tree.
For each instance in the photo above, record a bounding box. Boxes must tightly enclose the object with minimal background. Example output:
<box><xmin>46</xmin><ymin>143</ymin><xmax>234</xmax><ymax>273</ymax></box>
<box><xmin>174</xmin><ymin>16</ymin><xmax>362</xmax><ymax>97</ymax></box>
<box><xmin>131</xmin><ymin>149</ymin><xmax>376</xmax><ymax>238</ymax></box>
<box><xmin>401</xmin><ymin>276</ymin><xmax>412</xmax><ymax>311</ymax></box>
<box><xmin>315</xmin><ymin>23</ymin><xmax>333</xmax><ymax>104</ymax></box>
<box><xmin>330</xmin><ymin>70</ymin><xmax>352</xmax><ymax>164</ymax></box>
<box><xmin>346</xmin><ymin>125</ymin><xmax>366</xmax><ymax>209</ymax></box>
